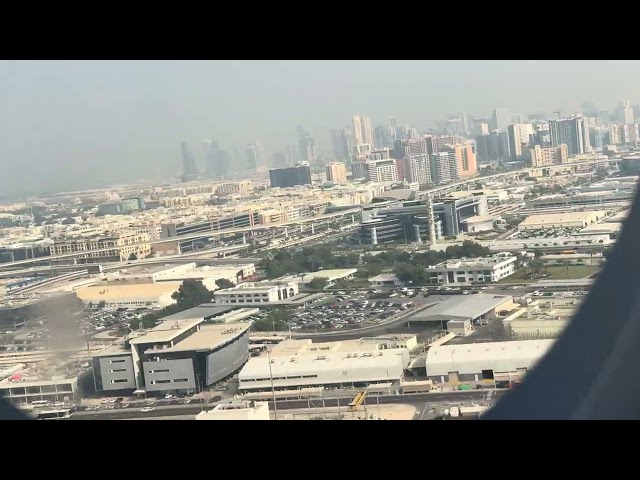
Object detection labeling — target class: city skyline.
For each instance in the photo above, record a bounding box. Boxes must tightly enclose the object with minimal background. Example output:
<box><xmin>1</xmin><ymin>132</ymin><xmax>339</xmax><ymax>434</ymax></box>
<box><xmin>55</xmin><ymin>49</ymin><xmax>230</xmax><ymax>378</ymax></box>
<box><xmin>4</xmin><ymin>60</ymin><xmax>640</xmax><ymax>195</ymax></box>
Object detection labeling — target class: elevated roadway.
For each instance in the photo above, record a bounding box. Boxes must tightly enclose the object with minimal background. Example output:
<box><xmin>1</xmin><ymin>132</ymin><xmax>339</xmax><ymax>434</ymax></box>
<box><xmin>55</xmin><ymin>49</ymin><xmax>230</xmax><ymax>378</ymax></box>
<box><xmin>69</xmin><ymin>390</ymin><xmax>506</xmax><ymax>420</ymax></box>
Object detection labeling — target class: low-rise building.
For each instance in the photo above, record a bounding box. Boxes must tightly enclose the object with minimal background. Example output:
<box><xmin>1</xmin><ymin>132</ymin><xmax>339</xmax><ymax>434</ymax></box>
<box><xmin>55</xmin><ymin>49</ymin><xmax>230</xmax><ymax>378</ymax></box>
<box><xmin>447</xmin><ymin>319</ymin><xmax>473</xmax><ymax>336</ymax></box>
<box><xmin>298</xmin><ymin>268</ymin><xmax>357</xmax><ymax>287</ymax></box>
<box><xmin>104</xmin><ymin>262</ymin><xmax>256</xmax><ymax>289</ymax></box>
<box><xmin>238</xmin><ymin>338</ymin><xmax>410</xmax><ymax>392</ymax></box>
<box><xmin>216</xmin><ymin>180</ymin><xmax>252</xmax><ymax>196</ymax></box>
<box><xmin>0</xmin><ymin>376</ymin><xmax>81</xmax><ymax>405</ymax></box>
<box><xmin>425</xmin><ymin>256</ymin><xmax>518</xmax><ymax>285</ymax></box>
<box><xmin>195</xmin><ymin>400</ymin><xmax>270</xmax><ymax>420</ymax></box>
<box><xmin>75</xmin><ymin>282</ymin><xmax>183</xmax><ymax>309</ymax></box>
<box><xmin>213</xmin><ymin>280</ymin><xmax>299</xmax><ymax>305</ymax></box>
<box><xmin>425</xmin><ymin>339</ymin><xmax>554</xmax><ymax>383</ymax></box>
<box><xmin>459</xmin><ymin>215</ymin><xmax>495</xmax><ymax>233</ymax></box>
<box><xmin>518</xmin><ymin>211</ymin><xmax>607</xmax><ymax>230</ymax></box>
<box><xmin>49</xmin><ymin>231</ymin><xmax>151</xmax><ymax>263</ymax></box>
<box><xmin>368</xmin><ymin>274</ymin><xmax>405</xmax><ymax>287</ymax></box>
<box><xmin>92</xmin><ymin>320</ymin><xmax>251</xmax><ymax>395</ymax></box>
<box><xmin>405</xmin><ymin>294</ymin><xmax>517</xmax><ymax>324</ymax></box>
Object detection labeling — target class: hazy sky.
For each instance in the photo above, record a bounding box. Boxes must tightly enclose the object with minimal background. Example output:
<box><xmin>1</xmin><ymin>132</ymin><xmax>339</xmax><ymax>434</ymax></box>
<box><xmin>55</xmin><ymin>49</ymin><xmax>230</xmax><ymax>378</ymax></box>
<box><xmin>2</xmin><ymin>60</ymin><xmax>640</xmax><ymax>196</ymax></box>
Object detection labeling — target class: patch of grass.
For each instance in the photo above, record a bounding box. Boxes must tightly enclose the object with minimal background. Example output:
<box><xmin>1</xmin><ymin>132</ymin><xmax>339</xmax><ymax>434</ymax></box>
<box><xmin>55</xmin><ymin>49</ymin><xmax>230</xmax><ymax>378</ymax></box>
<box><xmin>502</xmin><ymin>265</ymin><xmax>599</xmax><ymax>283</ymax></box>
<box><xmin>544</xmin><ymin>265</ymin><xmax>600</xmax><ymax>280</ymax></box>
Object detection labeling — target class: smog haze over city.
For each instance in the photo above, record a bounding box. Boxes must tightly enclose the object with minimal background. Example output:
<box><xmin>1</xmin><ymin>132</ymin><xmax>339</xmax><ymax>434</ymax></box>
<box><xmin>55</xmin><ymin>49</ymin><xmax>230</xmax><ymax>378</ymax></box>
<box><xmin>2</xmin><ymin>60</ymin><xmax>640</xmax><ymax>196</ymax></box>
<box><xmin>2</xmin><ymin>59</ymin><xmax>640</xmax><ymax>421</ymax></box>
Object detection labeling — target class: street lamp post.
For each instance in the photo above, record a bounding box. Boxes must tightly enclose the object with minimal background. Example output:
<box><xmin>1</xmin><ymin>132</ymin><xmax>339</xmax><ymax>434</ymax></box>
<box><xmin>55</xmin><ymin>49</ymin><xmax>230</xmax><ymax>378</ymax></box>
<box><xmin>267</xmin><ymin>350</ymin><xmax>278</xmax><ymax>420</ymax></box>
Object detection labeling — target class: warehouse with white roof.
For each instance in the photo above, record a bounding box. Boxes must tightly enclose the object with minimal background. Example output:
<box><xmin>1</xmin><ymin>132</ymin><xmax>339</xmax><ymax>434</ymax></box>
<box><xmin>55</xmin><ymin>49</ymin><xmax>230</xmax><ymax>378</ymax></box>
<box><xmin>425</xmin><ymin>339</ymin><xmax>554</xmax><ymax>383</ymax></box>
<box><xmin>238</xmin><ymin>338</ymin><xmax>410</xmax><ymax>391</ymax></box>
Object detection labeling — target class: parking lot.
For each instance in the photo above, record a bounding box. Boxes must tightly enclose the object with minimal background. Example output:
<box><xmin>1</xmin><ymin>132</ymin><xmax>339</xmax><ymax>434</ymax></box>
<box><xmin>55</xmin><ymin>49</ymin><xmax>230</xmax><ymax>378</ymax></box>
<box><xmin>506</xmin><ymin>226</ymin><xmax>583</xmax><ymax>241</ymax></box>
<box><xmin>283</xmin><ymin>289</ymin><xmax>418</xmax><ymax>332</ymax></box>
<box><xmin>279</xmin><ymin>286</ymin><xmax>506</xmax><ymax>333</ymax></box>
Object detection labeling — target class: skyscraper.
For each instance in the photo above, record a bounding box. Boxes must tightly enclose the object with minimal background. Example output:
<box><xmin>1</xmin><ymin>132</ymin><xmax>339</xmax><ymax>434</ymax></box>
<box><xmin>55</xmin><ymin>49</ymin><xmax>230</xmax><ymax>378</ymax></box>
<box><xmin>351</xmin><ymin>159</ymin><xmax>398</xmax><ymax>183</ymax></box>
<box><xmin>617</xmin><ymin>100</ymin><xmax>634</xmax><ymax>124</ymax></box>
<box><xmin>203</xmin><ymin>140</ymin><xmax>219</xmax><ymax>177</ymax></box>
<box><xmin>404</xmin><ymin>154</ymin><xmax>431</xmax><ymax>185</ymax></box>
<box><xmin>396</xmin><ymin>137</ymin><xmax>432</xmax><ymax>157</ymax></box>
<box><xmin>297</xmin><ymin>127</ymin><xmax>317</xmax><ymax>164</ymax></box>
<box><xmin>269</xmin><ymin>165</ymin><xmax>312</xmax><ymax>188</ymax></box>
<box><xmin>442</xmin><ymin>144</ymin><xmax>477</xmax><ymax>178</ymax></box>
<box><xmin>429</xmin><ymin>152</ymin><xmax>459</xmax><ymax>184</ymax></box>
<box><xmin>549</xmin><ymin>117</ymin><xmax>590</xmax><ymax>155</ymax></box>
<box><xmin>284</xmin><ymin>144</ymin><xmax>295</xmax><ymax>165</ymax></box>
<box><xmin>482</xmin><ymin>131</ymin><xmax>511</xmax><ymax>159</ymax></box>
<box><xmin>325</xmin><ymin>162</ymin><xmax>348</xmax><ymax>184</ymax></box>
<box><xmin>475</xmin><ymin>135</ymin><xmax>489</xmax><ymax>161</ymax></box>
<box><xmin>352</xmin><ymin>115</ymin><xmax>375</xmax><ymax>146</ymax></box>
<box><xmin>460</xmin><ymin>112</ymin><xmax>469</xmax><ymax>136</ymax></box>
<box><xmin>246</xmin><ymin>140</ymin><xmax>265</xmax><ymax>170</ymax></box>
<box><xmin>507</xmin><ymin>124</ymin><xmax>531</xmax><ymax>158</ymax></box>
<box><xmin>374</xmin><ymin>125</ymin><xmax>395</xmax><ymax>149</ymax></box>
<box><xmin>331</xmin><ymin>128</ymin><xmax>353</xmax><ymax>162</ymax></box>
<box><xmin>492</xmin><ymin>108</ymin><xmax>511</xmax><ymax>130</ymax></box>
<box><xmin>180</xmin><ymin>141</ymin><xmax>198</xmax><ymax>182</ymax></box>
<box><xmin>214</xmin><ymin>149</ymin><xmax>231</xmax><ymax>178</ymax></box>
<box><xmin>528</xmin><ymin>145</ymin><xmax>568</xmax><ymax>167</ymax></box>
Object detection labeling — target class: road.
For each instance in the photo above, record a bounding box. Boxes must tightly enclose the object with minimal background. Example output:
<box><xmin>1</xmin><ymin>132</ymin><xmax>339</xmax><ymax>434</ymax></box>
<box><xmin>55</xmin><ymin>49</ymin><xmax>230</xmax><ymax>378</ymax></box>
<box><xmin>69</xmin><ymin>390</ymin><xmax>506</xmax><ymax>420</ymax></box>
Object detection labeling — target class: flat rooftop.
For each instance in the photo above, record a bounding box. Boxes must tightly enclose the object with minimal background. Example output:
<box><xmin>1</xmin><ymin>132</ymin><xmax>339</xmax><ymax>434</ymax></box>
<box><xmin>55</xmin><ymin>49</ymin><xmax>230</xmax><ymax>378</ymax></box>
<box><xmin>93</xmin><ymin>343</ymin><xmax>131</xmax><ymax>358</ymax></box>
<box><xmin>436</xmin><ymin>256</ymin><xmax>514</xmax><ymax>269</ymax></box>
<box><xmin>159</xmin><ymin>304</ymin><xmax>235</xmax><ymax>322</ymax></box>
<box><xmin>300</xmin><ymin>269</ymin><xmax>357</xmax><ymax>283</ymax></box>
<box><xmin>76</xmin><ymin>282</ymin><xmax>183</xmax><ymax>300</ymax></box>
<box><xmin>240</xmin><ymin>348</ymin><xmax>407</xmax><ymax>381</ymax></box>
<box><xmin>146</xmin><ymin>323</ymin><xmax>251</xmax><ymax>354</ymax></box>
<box><xmin>214</xmin><ymin>292</ymin><xmax>325</xmax><ymax>307</ymax></box>
<box><xmin>608</xmin><ymin>209</ymin><xmax>630</xmax><ymax>223</ymax></box>
<box><xmin>128</xmin><ymin>317</ymin><xmax>205</xmax><ymax>344</ymax></box>
<box><xmin>220</xmin><ymin>280</ymin><xmax>296</xmax><ymax>291</ymax></box>
<box><xmin>460</xmin><ymin>215</ymin><xmax>494</xmax><ymax>223</ymax></box>
<box><xmin>520</xmin><ymin>211</ymin><xmax>607</xmax><ymax>227</ymax></box>
<box><xmin>426</xmin><ymin>339</ymin><xmax>554</xmax><ymax>365</ymax></box>
<box><xmin>579</xmin><ymin>223</ymin><xmax>622</xmax><ymax>234</ymax></box>
<box><xmin>406</xmin><ymin>294</ymin><xmax>513</xmax><ymax>322</ymax></box>
<box><xmin>117</xmin><ymin>263</ymin><xmax>188</xmax><ymax>276</ymax></box>
<box><xmin>0</xmin><ymin>375</ymin><xmax>79</xmax><ymax>388</ymax></box>
<box><xmin>269</xmin><ymin>339</ymin><xmax>382</xmax><ymax>358</ymax></box>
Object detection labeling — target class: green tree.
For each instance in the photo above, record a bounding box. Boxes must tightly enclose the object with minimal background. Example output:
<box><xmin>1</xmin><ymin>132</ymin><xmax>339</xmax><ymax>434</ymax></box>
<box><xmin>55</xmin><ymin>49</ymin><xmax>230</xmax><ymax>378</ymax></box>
<box><xmin>171</xmin><ymin>279</ymin><xmax>215</xmax><ymax>305</ymax></box>
<box><xmin>215</xmin><ymin>278</ymin><xmax>235</xmax><ymax>290</ymax></box>
<box><xmin>128</xmin><ymin>253</ymin><xmax>138</xmax><ymax>261</ymax></box>
<box><xmin>308</xmin><ymin>277</ymin><xmax>329</xmax><ymax>291</ymax></box>
<box><xmin>393</xmin><ymin>264</ymin><xmax>428</xmax><ymax>285</ymax></box>
<box><xmin>97</xmin><ymin>301</ymin><xmax>106</xmax><ymax>309</ymax></box>
<box><xmin>252</xmin><ymin>309</ymin><xmax>290</xmax><ymax>332</ymax></box>
<box><xmin>133</xmin><ymin>280</ymin><xmax>215</xmax><ymax>330</ymax></box>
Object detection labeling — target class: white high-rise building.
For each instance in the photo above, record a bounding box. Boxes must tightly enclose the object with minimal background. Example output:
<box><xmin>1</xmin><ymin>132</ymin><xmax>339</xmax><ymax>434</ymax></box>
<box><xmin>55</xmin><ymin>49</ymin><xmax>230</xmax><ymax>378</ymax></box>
<box><xmin>549</xmin><ymin>117</ymin><xmax>591</xmax><ymax>155</ymax></box>
<box><xmin>618</xmin><ymin>100</ymin><xmax>634</xmax><ymax>124</ymax></box>
<box><xmin>404</xmin><ymin>154</ymin><xmax>431</xmax><ymax>185</ymax></box>
<box><xmin>429</xmin><ymin>152</ymin><xmax>460</xmax><ymax>184</ymax></box>
<box><xmin>351</xmin><ymin>159</ymin><xmax>398</xmax><ymax>183</ymax></box>
<box><xmin>352</xmin><ymin>115</ymin><xmax>375</xmax><ymax>146</ymax></box>
<box><xmin>507</xmin><ymin>124</ymin><xmax>532</xmax><ymax>158</ymax></box>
